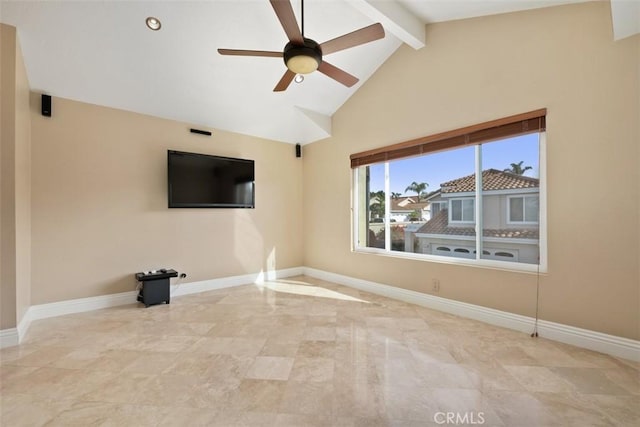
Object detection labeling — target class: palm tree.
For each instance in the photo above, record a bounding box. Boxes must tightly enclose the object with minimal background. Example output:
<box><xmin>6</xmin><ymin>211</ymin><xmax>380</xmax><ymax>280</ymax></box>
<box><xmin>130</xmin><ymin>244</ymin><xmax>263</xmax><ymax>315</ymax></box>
<box><xmin>405</xmin><ymin>181</ymin><xmax>428</xmax><ymax>202</ymax></box>
<box><xmin>505</xmin><ymin>161</ymin><xmax>533</xmax><ymax>175</ymax></box>
<box><xmin>391</xmin><ymin>192</ymin><xmax>401</xmax><ymax>199</ymax></box>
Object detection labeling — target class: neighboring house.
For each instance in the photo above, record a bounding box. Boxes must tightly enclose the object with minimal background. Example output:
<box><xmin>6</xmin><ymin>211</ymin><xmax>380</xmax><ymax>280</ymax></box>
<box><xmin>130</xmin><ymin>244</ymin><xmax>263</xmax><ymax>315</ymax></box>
<box><xmin>389</xmin><ymin>196</ymin><xmax>429</xmax><ymax>222</ymax></box>
<box><xmin>410</xmin><ymin>169</ymin><xmax>540</xmax><ymax>264</ymax></box>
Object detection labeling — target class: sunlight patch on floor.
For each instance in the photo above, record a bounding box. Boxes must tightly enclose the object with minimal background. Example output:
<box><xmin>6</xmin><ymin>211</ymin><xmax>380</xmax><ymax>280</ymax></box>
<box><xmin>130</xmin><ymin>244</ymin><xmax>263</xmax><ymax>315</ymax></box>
<box><xmin>256</xmin><ymin>279</ymin><xmax>369</xmax><ymax>303</ymax></box>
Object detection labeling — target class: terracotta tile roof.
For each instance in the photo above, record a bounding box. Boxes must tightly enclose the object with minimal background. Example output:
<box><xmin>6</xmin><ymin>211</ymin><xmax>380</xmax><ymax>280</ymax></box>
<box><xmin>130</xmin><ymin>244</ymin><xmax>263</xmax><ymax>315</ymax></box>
<box><xmin>440</xmin><ymin>169</ymin><xmax>539</xmax><ymax>194</ymax></box>
<box><xmin>416</xmin><ymin>210</ymin><xmax>539</xmax><ymax>239</ymax></box>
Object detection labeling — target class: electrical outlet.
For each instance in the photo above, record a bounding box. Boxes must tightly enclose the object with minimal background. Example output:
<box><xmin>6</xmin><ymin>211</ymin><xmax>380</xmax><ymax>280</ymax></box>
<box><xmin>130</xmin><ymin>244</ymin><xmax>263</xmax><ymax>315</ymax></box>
<box><xmin>432</xmin><ymin>279</ymin><xmax>440</xmax><ymax>293</ymax></box>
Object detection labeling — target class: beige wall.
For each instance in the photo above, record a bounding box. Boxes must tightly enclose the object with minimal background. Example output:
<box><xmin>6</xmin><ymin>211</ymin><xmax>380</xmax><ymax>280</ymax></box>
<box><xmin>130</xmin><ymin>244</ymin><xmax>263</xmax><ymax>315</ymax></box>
<box><xmin>1</xmin><ymin>24</ymin><xmax>18</xmax><ymax>329</ymax></box>
<box><xmin>15</xmin><ymin>34</ymin><xmax>31</xmax><ymax>325</ymax></box>
<box><xmin>30</xmin><ymin>97</ymin><xmax>303</xmax><ymax>304</ymax></box>
<box><xmin>303</xmin><ymin>2</ymin><xmax>640</xmax><ymax>339</ymax></box>
<box><xmin>0</xmin><ymin>24</ymin><xmax>31</xmax><ymax>329</ymax></box>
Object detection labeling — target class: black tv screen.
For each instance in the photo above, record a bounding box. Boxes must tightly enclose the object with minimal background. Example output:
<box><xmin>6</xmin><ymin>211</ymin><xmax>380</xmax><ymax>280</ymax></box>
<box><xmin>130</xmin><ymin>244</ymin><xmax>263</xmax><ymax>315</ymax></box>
<box><xmin>168</xmin><ymin>150</ymin><xmax>255</xmax><ymax>208</ymax></box>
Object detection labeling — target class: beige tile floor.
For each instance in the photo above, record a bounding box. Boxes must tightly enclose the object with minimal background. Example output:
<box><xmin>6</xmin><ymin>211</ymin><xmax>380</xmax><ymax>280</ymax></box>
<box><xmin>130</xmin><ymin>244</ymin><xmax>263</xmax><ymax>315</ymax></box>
<box><xmin>1</xmin><ymin>276</ymin><xmax>638</xmax><ymax>426</ymax></box>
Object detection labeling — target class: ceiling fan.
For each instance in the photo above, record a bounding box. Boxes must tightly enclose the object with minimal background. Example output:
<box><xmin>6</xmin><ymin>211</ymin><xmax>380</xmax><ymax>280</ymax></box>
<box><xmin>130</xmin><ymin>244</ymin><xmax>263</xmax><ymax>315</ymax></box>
<box><xmin>218</xmin><ymin>0</ymin><xmax>385</xmax><ymax>92</ymax></box>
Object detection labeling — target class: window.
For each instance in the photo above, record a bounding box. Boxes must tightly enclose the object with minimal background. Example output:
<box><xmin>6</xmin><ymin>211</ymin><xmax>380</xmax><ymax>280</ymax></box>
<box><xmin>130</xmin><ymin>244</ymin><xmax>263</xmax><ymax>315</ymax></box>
<box><xmin>430</xmin><ymin>202</ymin><xmax>446</xmax><ymax>217</ymax></box>
<box><xmin>508</xmin><ymin>196</ymin><xmax>539</xmax><ymax>223</ymax></box>
<box><xmin>450</xmin><ymin>199</ymin><xmax>475</xmax><ymax>223</ymax></box>
<box><xmin>351</xmin><ymin>109</ymin><xmax>546</xmax><ymax>272</ymax></box>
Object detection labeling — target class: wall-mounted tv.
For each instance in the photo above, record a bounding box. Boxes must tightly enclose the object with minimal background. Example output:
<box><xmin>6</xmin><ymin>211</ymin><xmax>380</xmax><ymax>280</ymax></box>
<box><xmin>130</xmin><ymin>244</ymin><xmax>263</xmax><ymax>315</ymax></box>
<box><xmin>168</xmin><ymin>150</ymin><xmax>255</xmax><ymax>208</ymax></box>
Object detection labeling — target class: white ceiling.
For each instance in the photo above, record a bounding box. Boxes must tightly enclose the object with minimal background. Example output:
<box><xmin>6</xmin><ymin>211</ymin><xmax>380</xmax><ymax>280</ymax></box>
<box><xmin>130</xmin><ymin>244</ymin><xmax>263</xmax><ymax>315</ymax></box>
<box><xmin>0</xmin><ymin>0</ymin><xmax>635</xmax><ymax>145</ymax></box>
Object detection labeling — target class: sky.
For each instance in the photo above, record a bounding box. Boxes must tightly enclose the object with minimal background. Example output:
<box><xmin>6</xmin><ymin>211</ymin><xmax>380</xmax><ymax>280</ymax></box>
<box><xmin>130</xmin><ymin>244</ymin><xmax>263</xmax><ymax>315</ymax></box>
<box><xmin>369</xmin><ymin>133</ymin><xmax>540</xmax><ymax>195</ymax></box>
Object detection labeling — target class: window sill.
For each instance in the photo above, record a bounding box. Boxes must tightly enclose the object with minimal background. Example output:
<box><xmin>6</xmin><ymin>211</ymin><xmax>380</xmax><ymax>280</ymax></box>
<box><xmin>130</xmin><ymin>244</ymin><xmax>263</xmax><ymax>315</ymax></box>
<box><xmin>352</xmin><ymin>247</ymin><xmax>547</xmax><ymax>275</ymax></box>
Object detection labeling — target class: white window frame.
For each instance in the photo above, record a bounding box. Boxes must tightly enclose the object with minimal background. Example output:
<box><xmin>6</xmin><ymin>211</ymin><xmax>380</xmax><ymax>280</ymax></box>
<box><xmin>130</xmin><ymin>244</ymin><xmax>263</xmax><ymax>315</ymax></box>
<box><xmin>449</xmin><ymin>198</ymin><xmax>475</xmax><ymax>224</ymax></box>
<box><xmin>507</xmin><ymin>195</ymin><xmax>540</xmax><ymax>224</ymax></box>
<box><xmin>351</xmin><ymin>133</ymin><xmax>547</xmax><ymax>274</ymax></box>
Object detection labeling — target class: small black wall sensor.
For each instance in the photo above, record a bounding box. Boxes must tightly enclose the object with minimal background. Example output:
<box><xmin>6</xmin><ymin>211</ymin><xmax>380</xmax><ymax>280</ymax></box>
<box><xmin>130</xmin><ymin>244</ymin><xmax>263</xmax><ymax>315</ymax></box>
<box><xmin>190</xmin><ymin>128</ymin><xmax>212</xmax><ymax>136</ymax></box>
<box><xmin>41</xmin><ymin>94</ymin><xmax>52</xmax><ymax>117</ymax></box>
<box><xmin>295</xmin><ymin>143</ymin><xmax>301</xmax><ymax>158</ymax></box>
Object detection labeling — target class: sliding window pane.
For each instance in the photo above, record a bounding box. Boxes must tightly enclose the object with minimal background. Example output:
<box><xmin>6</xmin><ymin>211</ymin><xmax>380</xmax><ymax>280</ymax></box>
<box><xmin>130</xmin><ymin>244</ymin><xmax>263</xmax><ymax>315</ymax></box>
<box><xmin>390</xmin><ymin>147</ymin><xmax>475</xmax><ymax>257</ymax></box>
<box><xmin>509</xmin><ymin>197</ymin><xmax>524</xmax><ymax>222</ymax></box>
<box><xmin>451</xmin><ymin>200</ymin><xmax>462</xmax><ymax>221</ymax></box>
<box><xmin>462</xmin><ymin>199</ymin><xmax>474</xmax><ymax>222</ymax></box>
<box><xmin>356</xmin><ymin>164</ymin><xmax>387</xmax><ymax>249</ymax></box>
<box><xmin>524</xmin><ymin>197</ymin><xmax>539</xmax><ymax>222</ymax></box>
<box><xmin>480</xmin><ymin>134</ymin><xmax>540</xmax><ymax>264</ymax></box>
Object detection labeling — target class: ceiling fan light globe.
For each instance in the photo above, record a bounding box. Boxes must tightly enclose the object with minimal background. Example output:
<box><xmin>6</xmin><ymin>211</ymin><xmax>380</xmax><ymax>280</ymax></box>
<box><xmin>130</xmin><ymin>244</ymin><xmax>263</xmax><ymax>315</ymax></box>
<box><xmin>286</xmin><ymin>55</ymin><xmax>319</xmax><ymax>74</ymax></box>
<box><xmin>283</xmin><ymin>38</ymin><xmax>322</xmax><ymax>75</ymax></box>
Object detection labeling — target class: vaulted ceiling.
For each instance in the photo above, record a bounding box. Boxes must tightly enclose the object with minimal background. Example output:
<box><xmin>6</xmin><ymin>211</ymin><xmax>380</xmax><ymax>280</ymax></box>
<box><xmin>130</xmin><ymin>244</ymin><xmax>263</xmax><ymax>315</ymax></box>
<box><xmin>1</xmin><ymin>1</ymin><xmax>636</xmax><ymax>144</ymax></box>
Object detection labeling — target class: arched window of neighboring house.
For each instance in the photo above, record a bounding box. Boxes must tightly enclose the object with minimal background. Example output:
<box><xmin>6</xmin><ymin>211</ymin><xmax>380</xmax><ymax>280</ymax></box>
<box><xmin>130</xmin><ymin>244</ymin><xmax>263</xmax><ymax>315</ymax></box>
<box><xmin>436</xmin><ymin>246</ymin><xmax>451</xmax><ymax>251</ymax></box>
<box><xmin>454</xmin><ymin>248</ymin><xmax>470</xmax><ymax>253</ymax></box>
<box><xmin>495</xmin><ymin>251</ymin><xmax>515</xmax><ymax>258</ymax></box>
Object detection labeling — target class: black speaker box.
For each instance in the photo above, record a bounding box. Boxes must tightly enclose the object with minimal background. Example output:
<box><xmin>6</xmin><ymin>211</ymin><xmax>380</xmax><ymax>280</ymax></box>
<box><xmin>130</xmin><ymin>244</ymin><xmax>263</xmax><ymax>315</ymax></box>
<box><xmin>295</xmin><ymin>143</ymin><xmax>301</xmax><ymax>158</ymax></box>
<box><xmin>41</xmin><ymin>94</ymin><xmax>51</xmax><ymax>117</ymax></box>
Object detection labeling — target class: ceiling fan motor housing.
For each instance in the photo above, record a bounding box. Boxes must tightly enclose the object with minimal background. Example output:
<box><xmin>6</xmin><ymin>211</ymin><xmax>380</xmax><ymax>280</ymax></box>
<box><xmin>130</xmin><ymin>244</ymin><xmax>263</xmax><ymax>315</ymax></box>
<box><xmin>284</xmin><ymin>38</ymin><xmax>323</xmax><ymax>74</ymax></box>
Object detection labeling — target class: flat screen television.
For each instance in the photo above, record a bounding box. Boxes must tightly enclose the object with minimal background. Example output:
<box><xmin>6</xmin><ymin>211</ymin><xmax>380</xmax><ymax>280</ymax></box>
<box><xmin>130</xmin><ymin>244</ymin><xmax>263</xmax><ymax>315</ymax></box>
<box><xmin>168</xmin><ymin>150</ymin><xmax>255</xmax><ymax>208</ymax></box>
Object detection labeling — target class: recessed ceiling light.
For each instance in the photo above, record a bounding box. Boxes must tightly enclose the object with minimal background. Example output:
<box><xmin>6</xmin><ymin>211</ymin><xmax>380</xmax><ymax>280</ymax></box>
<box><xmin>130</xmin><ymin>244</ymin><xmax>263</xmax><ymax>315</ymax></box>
<box><xmin>294</xmin><ymin>74</ymin><xmax>304</xmax><ymax>84</ymax></box>
<box><xmin>146</xmin><ymin>17</ymin><xmax>161</xmax><ymax>31</ymax></box>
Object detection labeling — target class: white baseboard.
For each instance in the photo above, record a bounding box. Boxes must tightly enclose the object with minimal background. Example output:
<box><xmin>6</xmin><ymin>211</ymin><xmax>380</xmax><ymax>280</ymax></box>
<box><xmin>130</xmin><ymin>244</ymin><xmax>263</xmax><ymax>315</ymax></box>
<box><xmin>303</xmin><ymin>267</ymin><xmax>640</xmax><ymax>362</ymax></box>
<box><xmin>171</xmin><ymin>267</ymin><xmax>304</xmax><ymax>297</ymax></box>
<box><xmin>0</xmin><ymin>328</ymin><xmax>19</xmax><ymax>348</ymax></box>
<box><xmin>0</xmin><ymin>267</ymin><xmax>304</xmax><ymax>349</ymax></box>
<box><xmin>536</xmin><ymin>320</ymin><xmax>640</xmax><ymax>363</ymax></box>
<box><xmin>27</xmin><ymin>291</ymin><xmax>139</xmax><ymax>322</ymax></box>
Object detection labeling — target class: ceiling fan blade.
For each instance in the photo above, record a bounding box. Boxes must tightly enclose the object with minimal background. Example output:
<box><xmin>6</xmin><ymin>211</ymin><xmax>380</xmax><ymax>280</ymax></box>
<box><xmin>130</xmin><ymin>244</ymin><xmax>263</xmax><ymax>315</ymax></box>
<box><xmin>217</xmin><ymin>49</ymin><xmax>283</xmax><ymax>58</ymax></box>
<box><xmin>270</xmin><ymin>0</ymin><xmax>303</xmax><ymax>44</ymax></box>
<box><xmin>317</xmin><ymin>61</ymin><xmax>359</xmax><ymax>87</ymax></box>
<box><xmin>274</xmin><ymin>69</ymin><xmax>296</xmax><ymax>92</ymax></box>
<box><xmin>320</xmin><ymin>23</ymin><xmax>385</xmax><ymax>55</ymax></box>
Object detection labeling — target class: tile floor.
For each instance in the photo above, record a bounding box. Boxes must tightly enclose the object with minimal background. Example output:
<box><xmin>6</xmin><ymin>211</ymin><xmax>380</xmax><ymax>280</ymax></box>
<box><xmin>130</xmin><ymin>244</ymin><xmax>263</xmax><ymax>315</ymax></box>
<box><xmin>1</xmin><ymin>276</ymin><xmax>638</xmax><ymax>426</ymax></box>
